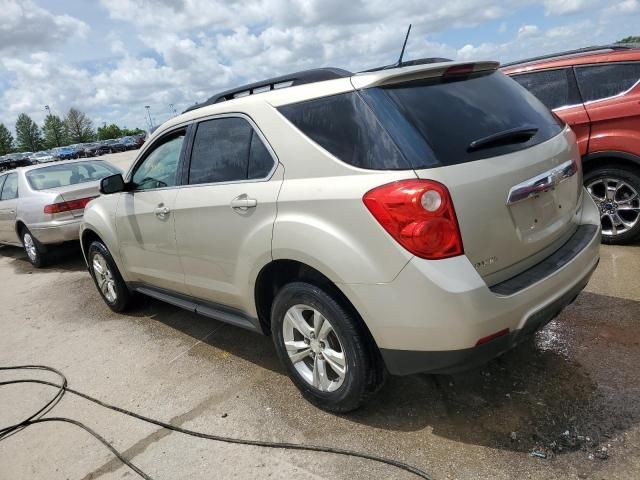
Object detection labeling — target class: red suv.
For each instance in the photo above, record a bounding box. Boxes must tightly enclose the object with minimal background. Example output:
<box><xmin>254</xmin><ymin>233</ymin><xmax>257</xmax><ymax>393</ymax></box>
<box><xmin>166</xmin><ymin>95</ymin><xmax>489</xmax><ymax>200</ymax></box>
<box><xmin>503</xmin><ymin>45</ymin><xmax>640</xmax><ymax>244</ymax></box>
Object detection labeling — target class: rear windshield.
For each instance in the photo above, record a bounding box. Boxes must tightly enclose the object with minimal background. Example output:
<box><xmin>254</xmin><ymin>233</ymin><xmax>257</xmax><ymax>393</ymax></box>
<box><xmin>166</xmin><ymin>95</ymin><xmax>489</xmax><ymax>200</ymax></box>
<box><xmin>366</xmin><ymin>70</ymin><xmax>563</xmax><ymax>166</ymax></box>
<box><xmin>26</xmin><ymin>161</ymin><xmax>119</xmax><ymax>190</ymax></box>
<box><xmin>279</xmin><ymin>70</ymin><xmax>563</xmax><ymax>169</ymax></box>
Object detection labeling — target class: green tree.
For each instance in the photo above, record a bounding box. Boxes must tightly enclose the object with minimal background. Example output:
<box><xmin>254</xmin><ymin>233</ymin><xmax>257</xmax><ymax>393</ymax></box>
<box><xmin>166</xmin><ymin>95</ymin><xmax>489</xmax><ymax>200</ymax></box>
<box><xmin>97</xmin><ymin>123</ymin><xmax>123</xmax><ymax>140</ymax></box>
<box><xmin>122</xmin><ymin>127</ymin><xmax>145</xmax><ymax>136</ymax></box>
<box><xmin>64</xmin><ymin>108</ymin><xmax>95</xmax><ymax>143</ymax></box>
<box><xmin>15</xmin><ymin>113</ymin><xmax>42</xmax><ymax>152</ymax></box>
<box><xmin>0</xmin><ymin>123</ymin><xmax>14</xmax><ymax>155</ymax></box>
<box><xmin>616</xmin><ymin>36</ymin><xmax>640</xmax><ymax>44</ymax></box>
<box><xmin>42</xmin><ymin>114</ymin><xmax>67</xmax><ymax>148</ymax></box>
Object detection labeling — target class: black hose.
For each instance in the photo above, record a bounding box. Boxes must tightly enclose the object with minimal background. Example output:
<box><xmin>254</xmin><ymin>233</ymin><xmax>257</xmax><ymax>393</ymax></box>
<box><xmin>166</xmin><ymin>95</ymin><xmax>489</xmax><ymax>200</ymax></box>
<box><xmin>0</xmin><ymin>365</ymin><xmax>432</xmax><ymax>479</ymax></box>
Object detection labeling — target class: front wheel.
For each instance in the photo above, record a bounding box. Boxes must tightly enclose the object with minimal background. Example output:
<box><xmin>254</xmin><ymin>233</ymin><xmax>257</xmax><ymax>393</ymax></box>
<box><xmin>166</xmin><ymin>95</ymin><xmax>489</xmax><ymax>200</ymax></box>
<box><xmin>21</xmin><ymin>228</ymin><xmax>46</xmax><ymax>268</ymax></box>
<box><xmin>88</xmin><ymin>240</ymin><xmax>132</xmax><ymax>312</ymax></box>
<box><xmin>271</xmin><ymin>282</ymin><xmax>383</xmax><ymax>412</ymax></box>
<box><xmin>584</xmin><ymin>166</ymin><xmax>640</xmax><ymax>244</ymax></box>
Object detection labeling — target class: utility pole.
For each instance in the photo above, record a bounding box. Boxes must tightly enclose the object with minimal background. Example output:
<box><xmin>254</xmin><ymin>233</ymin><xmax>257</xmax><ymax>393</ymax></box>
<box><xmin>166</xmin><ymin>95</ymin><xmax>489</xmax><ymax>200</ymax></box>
<box><xmin>169</xmin><ymin>104</ymin><xmax>177</xmax><ymax>117</ymax></box>
<box><xmin>145</xmin><ymin>106</ymin><xmax>153</xmax><ymax>130</ymax></box>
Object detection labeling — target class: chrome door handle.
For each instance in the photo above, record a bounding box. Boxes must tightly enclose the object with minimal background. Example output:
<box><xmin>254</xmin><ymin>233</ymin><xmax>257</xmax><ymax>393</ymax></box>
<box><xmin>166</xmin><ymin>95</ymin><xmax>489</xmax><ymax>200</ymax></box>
<box><xmin>154</xmin><ymin>205</ymin><xmax>170</xmax><ymax>219</ymax></box>
<box><xmin>230</xmin><ymin>196</ymin><xmax>257</xmax><ymax>211</ymax></box>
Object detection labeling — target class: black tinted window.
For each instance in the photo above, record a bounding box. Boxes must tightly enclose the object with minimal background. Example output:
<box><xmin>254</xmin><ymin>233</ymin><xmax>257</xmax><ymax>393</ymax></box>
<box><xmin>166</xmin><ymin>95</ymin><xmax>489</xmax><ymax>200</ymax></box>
<box><xmin>0</xmin><ymin>173</ymin><xmax>18</xmax><ymax>200</ymax></box>
<box><xmin>511</xmin><ymin>69</ymin><xmax>581</xmax><ymax>110</ymax></box>
<box><xmin>249</xmin><ymin>130</ymin><xmax>274</xmax><ymax>179</ymax></box>
<box><xmin>189</xmin><ymin>117</ymin><xmax>274</xmax><ymax>184</ymax></box>
<box><xmin>575</xmin><ymin>63</ymin><xmax>640</xmax><ymax>102</ymax></box>
<box><xmin>278</xmin><ymin>92</ymin><xmax>410</xmax><ymax>170</ymax></box>
<box><xmin>367</xmin><ymin>70</ymin><xmax>563</xmax><ymax>166</ymax></box>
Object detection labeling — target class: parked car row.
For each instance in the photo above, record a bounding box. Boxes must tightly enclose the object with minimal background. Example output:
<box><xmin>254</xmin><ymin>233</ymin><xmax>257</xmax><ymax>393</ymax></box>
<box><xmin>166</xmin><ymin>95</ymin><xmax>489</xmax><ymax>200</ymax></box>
<box><xmin>0</xmin><ymin>51</ymin><xmax>618</xmax><ymax>412</ymax></box>
<box><xmin>0</xmin><ymin>134</ymin><xmax>145</xmax><ymax>170</ymax></box>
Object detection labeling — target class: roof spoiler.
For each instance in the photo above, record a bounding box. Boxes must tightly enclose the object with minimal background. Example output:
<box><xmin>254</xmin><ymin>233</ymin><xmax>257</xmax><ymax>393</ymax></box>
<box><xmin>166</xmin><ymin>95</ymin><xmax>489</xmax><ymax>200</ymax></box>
<box><xmin>352</xmin><ymin>61</ymin><xmax>500</xmax><ymax>89</ymax></box>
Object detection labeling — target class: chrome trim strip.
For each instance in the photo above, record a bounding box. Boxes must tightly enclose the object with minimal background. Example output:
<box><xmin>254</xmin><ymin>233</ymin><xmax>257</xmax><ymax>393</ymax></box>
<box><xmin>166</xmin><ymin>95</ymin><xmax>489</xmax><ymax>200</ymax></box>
<box><xmin>506</xmin><ymin>159</ymin><xmax>577</xmax><ymax>205</ymax></box>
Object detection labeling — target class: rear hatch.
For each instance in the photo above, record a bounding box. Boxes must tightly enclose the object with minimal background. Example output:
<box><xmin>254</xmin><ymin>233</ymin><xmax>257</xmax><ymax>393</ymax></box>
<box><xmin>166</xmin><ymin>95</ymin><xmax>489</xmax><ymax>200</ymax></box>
<box><xmin>358</xmin><ymin>66</ymin><xmax>583</xmax><ymax>284</ymax></box>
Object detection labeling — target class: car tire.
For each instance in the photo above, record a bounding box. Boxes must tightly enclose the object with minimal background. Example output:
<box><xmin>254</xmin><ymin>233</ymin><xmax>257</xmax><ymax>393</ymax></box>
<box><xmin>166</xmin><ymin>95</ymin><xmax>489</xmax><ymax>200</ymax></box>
<box><xmin>584</xmin><ymin>166</ymin><xmax>640</xmax><ymax>245</ymax></box>
<box><xmin>271</xmin><ymin>281</ymin><xmax>383</xmax><ymax>412</ymax></box>
<box><xmin>21</xmin><ymin>227</ymin><xmax>47</xmax><ymax>268</ymax></box>
<box><xmin>88</xmin><ymin>240</ymin><xmax>133</xmax><ymax>312</ymax></box>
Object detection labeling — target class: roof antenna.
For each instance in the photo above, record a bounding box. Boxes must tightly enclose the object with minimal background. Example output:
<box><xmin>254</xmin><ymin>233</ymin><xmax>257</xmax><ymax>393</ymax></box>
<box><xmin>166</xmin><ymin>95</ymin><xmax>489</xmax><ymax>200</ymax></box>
<box><xmin>395</xmin><ymin>24</ymin><xmax>412</xmax><ymax>67</ymax></box>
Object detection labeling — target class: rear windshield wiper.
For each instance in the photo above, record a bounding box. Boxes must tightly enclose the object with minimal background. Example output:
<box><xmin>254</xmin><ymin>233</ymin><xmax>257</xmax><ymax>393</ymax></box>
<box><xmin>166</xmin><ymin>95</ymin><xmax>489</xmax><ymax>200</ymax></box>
<box><xmin>467</xmin><ymin>126</ymin><xmax>539</xmax><ymax>153</ymax></box>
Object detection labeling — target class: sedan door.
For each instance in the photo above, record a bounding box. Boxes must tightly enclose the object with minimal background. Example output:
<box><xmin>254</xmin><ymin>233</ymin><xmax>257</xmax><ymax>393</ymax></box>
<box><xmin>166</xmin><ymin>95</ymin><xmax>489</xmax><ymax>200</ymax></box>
<box><xmin>115</xmin><ymin>128</ymin><xmax>189</xmax><ymax>293</ymax></box>
<box><xmin>0</xmin><ymin>173</ymin><xmax>19</xmax><ymax>244</ymax></box>
<box><xmin>173</xmin><ymin>115</ymin><xmax>282</xmax><ymax>311</ymax></box>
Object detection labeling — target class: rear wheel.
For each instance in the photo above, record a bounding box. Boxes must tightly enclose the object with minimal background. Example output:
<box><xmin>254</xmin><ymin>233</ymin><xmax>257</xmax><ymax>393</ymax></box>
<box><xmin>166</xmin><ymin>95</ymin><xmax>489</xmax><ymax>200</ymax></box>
<box><xmin>584</xmin><ymin>166</ymin><xmax>640</xmax><ymax>244</ymax></box>
<box><xmin>21</xmin><ymin>228</ymin><xmax>46</xmax><ymax>268</ymax></box>
<box><xmin>271</xmin><ymin>282</ymin><xmax>382</xmax><ymax>412</ymax></box>
<box><xmin>88</xmin><ymin>240</ymin><xmax>132</xmax><ymax>312</ymax></box>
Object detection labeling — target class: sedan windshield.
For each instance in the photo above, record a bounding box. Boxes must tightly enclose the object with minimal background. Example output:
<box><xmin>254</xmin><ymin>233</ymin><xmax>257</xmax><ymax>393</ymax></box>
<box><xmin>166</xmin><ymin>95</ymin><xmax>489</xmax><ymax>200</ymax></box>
<box><xmin>26</xmin><ymin>161</ymin><xmax>120</xmax><ymax>190</ymax></box>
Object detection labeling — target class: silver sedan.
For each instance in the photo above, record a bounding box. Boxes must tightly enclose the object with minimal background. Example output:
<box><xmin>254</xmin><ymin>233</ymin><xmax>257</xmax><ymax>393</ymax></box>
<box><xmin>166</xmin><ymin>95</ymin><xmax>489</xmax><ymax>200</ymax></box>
<box><xmin>0</xmin><ymin>159</ymin><xmax>121</xmax><ymax>267</ymax></box>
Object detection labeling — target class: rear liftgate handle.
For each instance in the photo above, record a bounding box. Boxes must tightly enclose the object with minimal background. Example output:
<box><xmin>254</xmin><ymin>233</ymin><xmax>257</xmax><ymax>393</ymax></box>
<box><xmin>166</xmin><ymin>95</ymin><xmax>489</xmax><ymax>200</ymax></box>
<box><xmin>230</xmin><ymin>194</ymin><xmax>258</xmax><ymax>212</ymax></box>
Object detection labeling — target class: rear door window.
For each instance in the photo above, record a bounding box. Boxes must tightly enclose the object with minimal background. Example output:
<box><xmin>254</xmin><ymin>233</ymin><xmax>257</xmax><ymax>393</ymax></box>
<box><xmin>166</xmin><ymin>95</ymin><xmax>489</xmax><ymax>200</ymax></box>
<box><xmin>511</xmin><ymin>68</ymin><xmax>582</xmax><ymax>110</ymax></box>
<box><xmin>188</xmin><ymin>117</ymin><xmax>275</xmax><ymax>185</ymax></box>
<box><xmin>0</xmin><ymin>173</ymin><xmax>18</xmax><ymax>200</ymax></box>
<box><xmin>278</xmin><ymin>92</ymin><xmax>411</xmax><ymax>170</ymax></box>
<box><xmin>575</xmin><ymin>62</ymin><xmax>640</xmax><ymax>102</ymax></box>
<box><xmin>364</xmin><ymin>70</ymin><xmax>563</xmax><ymax>166</ymax></box>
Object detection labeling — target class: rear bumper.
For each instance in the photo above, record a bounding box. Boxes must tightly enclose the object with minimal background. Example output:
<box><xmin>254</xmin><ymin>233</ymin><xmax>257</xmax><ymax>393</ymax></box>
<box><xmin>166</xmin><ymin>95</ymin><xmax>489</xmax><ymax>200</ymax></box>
<box><xmin>30</xmin><ymin>218</ymin><xmax>82</xmax><ymax>244</ymax></box>
<box><xmin>379</xmin><ymin>258</ymin><xmax>596</xmax><ymax>375</ymax></box>
<box><xmin>340</xmin><ymin>192</ymin><xmax>601</xmax><ymax>375</ymax></box>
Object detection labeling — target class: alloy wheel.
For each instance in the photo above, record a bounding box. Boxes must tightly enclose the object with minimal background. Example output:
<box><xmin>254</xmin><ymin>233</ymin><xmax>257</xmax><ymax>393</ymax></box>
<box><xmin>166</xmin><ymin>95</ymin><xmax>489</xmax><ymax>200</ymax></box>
<box><xmin>92</xmin><ymin>253</ymin><xmax>117</xmax><ymax>303</ymax></box>
<box><xmin>23</xmin><ymin>233</ymin><xmax>38</xmax><ymax>263</ymax></box>
<box><xmin>282</xmin><ymin>304</ymin><xmax>347</xmax><ymax>392</ymax></box>
<box><xmin>586</xmin><ymin>177</ymin><xmax>640</xmax><ymax>237</ymax></box>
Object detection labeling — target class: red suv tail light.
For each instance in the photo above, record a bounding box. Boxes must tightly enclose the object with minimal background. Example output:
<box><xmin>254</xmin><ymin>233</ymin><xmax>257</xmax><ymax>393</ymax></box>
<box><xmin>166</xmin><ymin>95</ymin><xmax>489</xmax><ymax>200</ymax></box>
<box><xmin>363</xmin><ymin>179</ymin><xmax>464</xmax><ymax>260</ymax></box>
<box><xmin>44</xmin><ymin>196</ymin><xmax>96</xmax><ymax>214</ymax></box>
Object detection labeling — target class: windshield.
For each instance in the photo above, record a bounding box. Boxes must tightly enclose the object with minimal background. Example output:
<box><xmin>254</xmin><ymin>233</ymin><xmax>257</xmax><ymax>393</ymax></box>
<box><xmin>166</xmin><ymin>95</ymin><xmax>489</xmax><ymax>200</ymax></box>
<box><xmin>26</xmin><ymin>161</ymin><xmax>120</xmax><ymax>190</ymax></box>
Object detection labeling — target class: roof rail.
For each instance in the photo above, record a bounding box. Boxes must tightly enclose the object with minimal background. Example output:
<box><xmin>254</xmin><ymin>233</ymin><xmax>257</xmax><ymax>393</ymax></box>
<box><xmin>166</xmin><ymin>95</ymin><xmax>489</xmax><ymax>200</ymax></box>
<box><xmin>501</xmin><ymin>44</ymin><xmax>637</xmax><ymax>68</ymax></box>
<box><xmin>183</xmin><ymin>67</ymin><xmax>352</xmax><ymax>113</ymax></box>
<box><xmin>362</xmin><ymin>57</ymin><xmax>452</xmax><ymax>73</ymax></box>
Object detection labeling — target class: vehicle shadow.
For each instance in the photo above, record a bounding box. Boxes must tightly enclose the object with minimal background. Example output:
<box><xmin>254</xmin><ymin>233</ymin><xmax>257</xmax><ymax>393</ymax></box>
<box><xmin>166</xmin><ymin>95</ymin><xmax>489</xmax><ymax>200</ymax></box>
<box><xmin>132</xmin><ymin>290</ymin><xmax>640</xmax><ymax>456</ymax></box>
<box><xmin>0</xmin><ymin>243</ymin><xmax>86</xmax><ymax>274</ymax></box>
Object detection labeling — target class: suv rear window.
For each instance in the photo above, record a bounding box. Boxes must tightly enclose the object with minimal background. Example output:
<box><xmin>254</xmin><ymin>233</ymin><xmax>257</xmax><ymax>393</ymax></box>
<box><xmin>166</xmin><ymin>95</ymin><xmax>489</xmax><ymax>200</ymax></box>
<box><xmin>366</xmin><ymin>70</ymin><xmax>563</xmax><ymax>166</ymax></box>
<box><xmin>575</xmin><ymin>62</ymin><xmax>640</xmax><ymax>102</ymax></box>
<box><xmin>279</xmin><ymin>70</ymin><xmax>563</xmax><ymax>169</ymax></box>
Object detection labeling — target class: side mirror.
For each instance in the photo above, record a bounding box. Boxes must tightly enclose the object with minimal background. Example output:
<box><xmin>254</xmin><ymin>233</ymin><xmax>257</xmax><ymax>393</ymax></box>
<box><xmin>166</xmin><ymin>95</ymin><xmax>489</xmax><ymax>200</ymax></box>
<box><xmin>100</xmin><ymin>173</ymin><xmax>126</xmax><ymax>194</ymax></box>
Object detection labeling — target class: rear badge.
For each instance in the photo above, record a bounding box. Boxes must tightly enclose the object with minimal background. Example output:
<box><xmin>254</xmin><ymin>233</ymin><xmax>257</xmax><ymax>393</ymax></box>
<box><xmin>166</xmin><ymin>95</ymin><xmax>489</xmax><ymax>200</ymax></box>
<box><xmin>474</xmin><ymin>256</ymin><xmax>498</xmax><ymax>270</ymax></box>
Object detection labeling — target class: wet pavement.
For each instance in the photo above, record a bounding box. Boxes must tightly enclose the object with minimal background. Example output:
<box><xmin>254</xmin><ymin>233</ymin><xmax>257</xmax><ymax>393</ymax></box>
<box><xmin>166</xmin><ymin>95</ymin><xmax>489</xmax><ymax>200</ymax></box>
<box><xmin>0</xmin><ymin>156</ymin><xmax>639</xmax><ymax>478</ymax></box>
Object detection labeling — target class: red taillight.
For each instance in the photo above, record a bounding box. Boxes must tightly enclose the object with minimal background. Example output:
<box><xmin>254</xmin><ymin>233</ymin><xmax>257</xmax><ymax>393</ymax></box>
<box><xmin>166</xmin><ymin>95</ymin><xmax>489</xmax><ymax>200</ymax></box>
<box><xmin>363</xmin><ymin>179</ymin><xmax>464</xmax><ymax>259</ymax></box>
<box><xmin>44</xmin><ymin>196</ymin><xmax>96</xmax><ymax>214</ymax></box>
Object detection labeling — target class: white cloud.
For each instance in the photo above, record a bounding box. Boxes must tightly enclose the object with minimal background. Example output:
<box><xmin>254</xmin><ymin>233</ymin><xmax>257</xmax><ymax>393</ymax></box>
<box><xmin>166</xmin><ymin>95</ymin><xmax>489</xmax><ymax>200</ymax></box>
<box><xmin>1</xmin><ymin>1</ymin><xmax>640</xmax><ymax>134</ymax></box>
<box><xmin>0</xmin><ymin>0</ymin><xmax>88</xmax><ymax>54</ymax></box>
<box><xmin>543</xmin><ymin>0</ymin><xmax>598</xmax><ymax>16</ymax></box>
<box><xmin>517</xmin><ymin>24</ymin><xmax>540</xmax><ymax>38</ymax></box>
<box><xmin>603</xmin><ymin>0</ymin><xmax>639</xmax><ymax>16</ymax></box>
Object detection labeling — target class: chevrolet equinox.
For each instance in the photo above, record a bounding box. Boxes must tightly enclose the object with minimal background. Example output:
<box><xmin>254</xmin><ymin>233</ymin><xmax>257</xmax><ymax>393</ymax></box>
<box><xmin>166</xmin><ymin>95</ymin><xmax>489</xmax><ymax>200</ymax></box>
<box><xmin>80</xmin><ymin>61</ymin><xmax>601</xmax><ymax>412</ymax></box>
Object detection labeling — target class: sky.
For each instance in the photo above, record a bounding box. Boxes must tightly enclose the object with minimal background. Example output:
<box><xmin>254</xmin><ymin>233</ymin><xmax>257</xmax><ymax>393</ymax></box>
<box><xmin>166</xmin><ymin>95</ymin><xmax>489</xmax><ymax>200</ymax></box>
<box><xmin>1</xmin><ymin>0</ymin><xmax>639</xmax><ymax>134</ymax></box>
